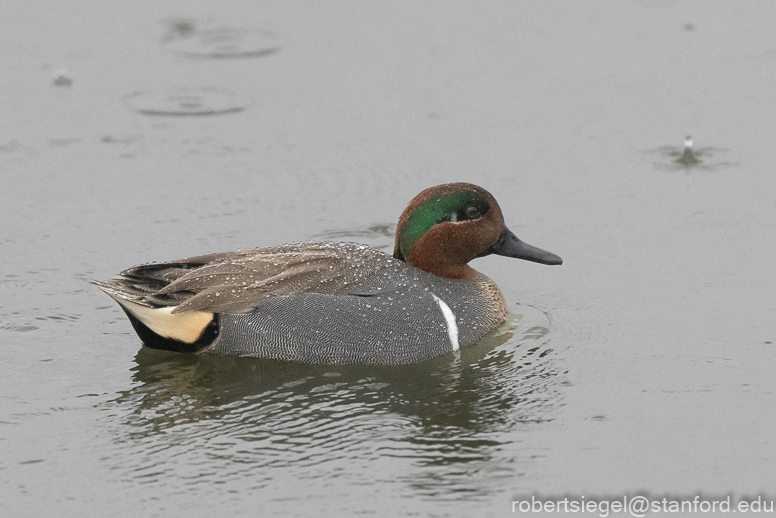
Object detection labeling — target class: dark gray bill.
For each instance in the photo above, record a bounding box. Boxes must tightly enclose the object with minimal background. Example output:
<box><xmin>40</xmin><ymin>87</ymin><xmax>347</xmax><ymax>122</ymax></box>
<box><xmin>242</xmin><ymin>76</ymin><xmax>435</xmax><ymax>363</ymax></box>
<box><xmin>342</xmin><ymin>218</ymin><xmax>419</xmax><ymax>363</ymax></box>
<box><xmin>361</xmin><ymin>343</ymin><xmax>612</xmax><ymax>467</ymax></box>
<box><xmin>490</xmin><ymin>228</ymin><xmax>563</xmax><ymax>265</ymax></box>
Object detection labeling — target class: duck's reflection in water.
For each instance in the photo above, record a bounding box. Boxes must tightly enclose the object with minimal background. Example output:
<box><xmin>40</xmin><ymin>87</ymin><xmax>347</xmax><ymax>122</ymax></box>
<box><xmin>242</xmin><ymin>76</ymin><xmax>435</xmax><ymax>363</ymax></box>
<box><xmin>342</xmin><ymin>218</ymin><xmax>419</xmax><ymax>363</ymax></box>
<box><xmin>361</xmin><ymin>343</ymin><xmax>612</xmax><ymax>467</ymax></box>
<box><xmin>105</xmin><ymin>309</ymin><xmax>564</xmax><ymax>497</ymax></box>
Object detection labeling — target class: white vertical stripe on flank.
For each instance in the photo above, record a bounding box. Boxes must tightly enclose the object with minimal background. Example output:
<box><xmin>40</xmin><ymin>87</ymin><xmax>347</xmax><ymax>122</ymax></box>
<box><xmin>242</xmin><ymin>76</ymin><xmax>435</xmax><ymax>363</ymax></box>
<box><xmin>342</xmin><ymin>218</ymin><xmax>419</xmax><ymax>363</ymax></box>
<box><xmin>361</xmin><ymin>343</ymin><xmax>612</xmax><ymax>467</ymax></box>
<box><xmin>431</xmin><ymin>293</ymin><xmax>460</xmax><ymax>351</ymax></box>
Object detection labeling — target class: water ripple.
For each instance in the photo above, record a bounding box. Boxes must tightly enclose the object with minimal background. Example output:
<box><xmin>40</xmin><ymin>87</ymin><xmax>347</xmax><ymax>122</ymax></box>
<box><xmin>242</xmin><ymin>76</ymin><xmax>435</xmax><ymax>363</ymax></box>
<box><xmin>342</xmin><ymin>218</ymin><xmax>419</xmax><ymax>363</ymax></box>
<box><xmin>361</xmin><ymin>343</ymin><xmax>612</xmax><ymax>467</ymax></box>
<box><xmin>125</xmin><ymin>88</ymin><xmax>251</xmax><ymax>117</ymax></box>
<box><xmin>164</xmin><ymin>24</ymin><xmax>281</xmax><ymax>59</ymax></box>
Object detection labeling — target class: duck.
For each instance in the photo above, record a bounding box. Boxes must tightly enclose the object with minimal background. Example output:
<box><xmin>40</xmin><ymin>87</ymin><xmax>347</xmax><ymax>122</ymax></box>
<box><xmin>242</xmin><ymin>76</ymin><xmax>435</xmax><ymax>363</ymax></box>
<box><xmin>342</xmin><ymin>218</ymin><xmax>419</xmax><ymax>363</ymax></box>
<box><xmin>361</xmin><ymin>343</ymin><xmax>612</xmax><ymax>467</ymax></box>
<box><xmin>94</xmin><ymin>182</ymin><xmax>562</xmax><ymax>364</ymax></box>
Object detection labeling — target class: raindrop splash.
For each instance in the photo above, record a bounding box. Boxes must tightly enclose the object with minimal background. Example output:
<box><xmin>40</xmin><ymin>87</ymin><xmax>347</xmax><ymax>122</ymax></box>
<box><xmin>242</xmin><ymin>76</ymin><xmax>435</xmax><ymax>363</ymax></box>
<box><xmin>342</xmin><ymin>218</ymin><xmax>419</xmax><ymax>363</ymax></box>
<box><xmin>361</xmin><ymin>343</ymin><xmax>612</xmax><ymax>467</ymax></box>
<box><xmin>675</xmin><ymin>135</ymin><xmax>701</xmax><ymax>166</ymax></box>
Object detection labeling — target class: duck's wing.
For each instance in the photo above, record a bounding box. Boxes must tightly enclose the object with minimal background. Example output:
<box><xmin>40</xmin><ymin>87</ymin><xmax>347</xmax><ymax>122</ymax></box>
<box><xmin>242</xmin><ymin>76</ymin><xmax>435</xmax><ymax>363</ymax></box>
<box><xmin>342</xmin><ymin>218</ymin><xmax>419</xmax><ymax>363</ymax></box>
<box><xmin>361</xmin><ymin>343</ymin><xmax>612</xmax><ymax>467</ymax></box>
<box><xmin>103</xmin><ymin>242</ymin><xmax>395</xmax><ymax>314</ymax></box>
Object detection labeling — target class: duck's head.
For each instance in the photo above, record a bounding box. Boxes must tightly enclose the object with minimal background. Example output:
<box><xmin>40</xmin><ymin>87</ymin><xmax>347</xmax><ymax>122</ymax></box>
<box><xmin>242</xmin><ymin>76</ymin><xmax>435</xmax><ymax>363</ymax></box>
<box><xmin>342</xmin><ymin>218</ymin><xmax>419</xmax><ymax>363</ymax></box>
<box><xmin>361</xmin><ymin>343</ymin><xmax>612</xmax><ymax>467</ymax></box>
<box><xmin>393</xmin><ymin>183</ymin><xmax>562</xmax><ymax>279</ymax></box>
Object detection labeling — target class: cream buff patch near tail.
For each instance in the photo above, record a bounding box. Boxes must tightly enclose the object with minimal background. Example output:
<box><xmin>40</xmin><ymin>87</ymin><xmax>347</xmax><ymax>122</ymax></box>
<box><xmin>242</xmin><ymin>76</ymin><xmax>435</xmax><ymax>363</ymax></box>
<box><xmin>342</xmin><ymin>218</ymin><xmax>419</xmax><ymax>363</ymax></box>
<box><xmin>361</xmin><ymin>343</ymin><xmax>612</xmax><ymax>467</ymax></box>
<box><xmin>109</xmin><ymin>296</ymin><xmax>214</xmax><ymax>344</ymax></box>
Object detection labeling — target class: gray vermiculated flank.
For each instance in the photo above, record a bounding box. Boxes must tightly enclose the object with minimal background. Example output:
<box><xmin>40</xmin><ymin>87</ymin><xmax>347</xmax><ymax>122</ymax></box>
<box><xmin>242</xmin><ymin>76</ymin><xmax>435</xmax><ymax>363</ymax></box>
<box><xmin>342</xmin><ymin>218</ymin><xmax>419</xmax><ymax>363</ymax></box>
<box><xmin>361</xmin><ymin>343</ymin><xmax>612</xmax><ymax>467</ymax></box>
<box><xmin>206</xmin><ymin>267</ymin><xmax>504</xmax><ymax>364</ymax></box>
<box><xmin>210</xmin><ymin>290</ymin><xmax>450</xmax><ymax>364</ymax></box>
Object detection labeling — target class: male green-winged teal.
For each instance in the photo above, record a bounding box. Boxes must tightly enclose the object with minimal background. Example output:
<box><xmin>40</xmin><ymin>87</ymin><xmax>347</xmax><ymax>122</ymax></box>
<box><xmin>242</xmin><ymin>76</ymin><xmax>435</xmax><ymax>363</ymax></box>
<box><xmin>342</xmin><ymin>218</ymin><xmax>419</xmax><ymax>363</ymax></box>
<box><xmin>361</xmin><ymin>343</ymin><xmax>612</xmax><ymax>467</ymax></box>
<box><xmin>94</xmin><ymin>183</ymin><xmax>562</xmax><ymax>364</ymax></box>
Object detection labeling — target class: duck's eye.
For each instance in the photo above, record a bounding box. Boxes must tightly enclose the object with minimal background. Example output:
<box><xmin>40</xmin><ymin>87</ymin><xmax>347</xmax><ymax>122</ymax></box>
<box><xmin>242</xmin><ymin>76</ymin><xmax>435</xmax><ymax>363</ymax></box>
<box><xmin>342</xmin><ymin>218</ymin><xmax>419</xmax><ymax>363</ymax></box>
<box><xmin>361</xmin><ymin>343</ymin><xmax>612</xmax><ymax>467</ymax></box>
<box><xmin>465</xmin><ymin>206</ymin><xmax>480</xmax><ymax>219</ymax></box>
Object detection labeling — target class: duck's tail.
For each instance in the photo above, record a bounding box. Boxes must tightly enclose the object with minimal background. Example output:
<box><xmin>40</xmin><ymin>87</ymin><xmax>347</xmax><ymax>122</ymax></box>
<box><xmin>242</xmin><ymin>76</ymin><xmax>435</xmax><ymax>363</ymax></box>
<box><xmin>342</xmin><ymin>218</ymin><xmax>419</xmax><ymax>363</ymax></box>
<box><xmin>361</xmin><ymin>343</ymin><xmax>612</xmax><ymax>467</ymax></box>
<box><xmin>92</xmin><ymin>279</ymin><xmax>218</xmax><ymax>353</ymax></box>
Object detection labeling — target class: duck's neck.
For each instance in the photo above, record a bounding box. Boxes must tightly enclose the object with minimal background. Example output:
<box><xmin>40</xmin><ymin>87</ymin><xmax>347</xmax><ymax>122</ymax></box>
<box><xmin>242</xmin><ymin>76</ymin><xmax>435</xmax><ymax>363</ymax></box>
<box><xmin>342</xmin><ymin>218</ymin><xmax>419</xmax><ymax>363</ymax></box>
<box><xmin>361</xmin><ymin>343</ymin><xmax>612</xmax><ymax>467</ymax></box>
<box><xmin>409</xmin><ymin>261</ymin><xmax>478</xmax><ymax>280</ymax></box>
